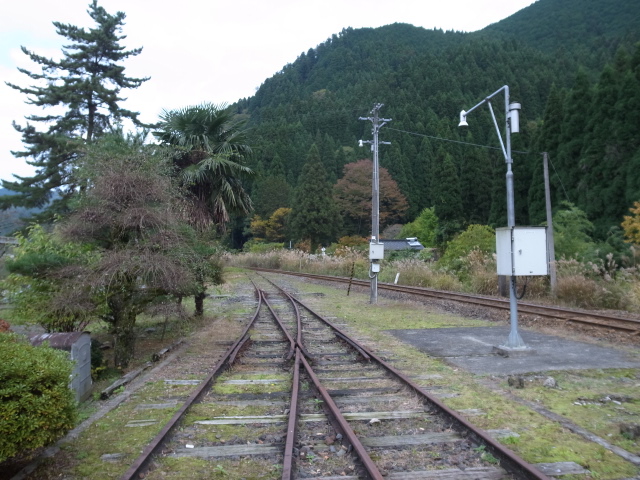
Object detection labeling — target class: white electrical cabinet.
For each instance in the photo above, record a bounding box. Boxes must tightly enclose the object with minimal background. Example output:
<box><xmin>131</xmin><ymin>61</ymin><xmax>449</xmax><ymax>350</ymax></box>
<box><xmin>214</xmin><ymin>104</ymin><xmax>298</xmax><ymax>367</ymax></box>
<box><xmin>369</xmin><ymin>243</ymin><xmax>384</xmax><ymax>260</ymax></box>
<box><xmin>496</xmin><ymin>227</ymin><xmax>548</xmax><ymax>276</ymax></box>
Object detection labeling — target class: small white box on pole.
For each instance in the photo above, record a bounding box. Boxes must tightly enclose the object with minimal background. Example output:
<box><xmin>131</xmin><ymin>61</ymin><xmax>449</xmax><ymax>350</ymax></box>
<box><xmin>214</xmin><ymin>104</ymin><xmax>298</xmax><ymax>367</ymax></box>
<box><xmin>369</xmin><ymin>243</ymin><xmax>384</xmax><ymax>260</ymax></box>
<box><xmin>496</xmin><ymin>227</ymin><xmax>548</xmax><ymax>276</ymax></box>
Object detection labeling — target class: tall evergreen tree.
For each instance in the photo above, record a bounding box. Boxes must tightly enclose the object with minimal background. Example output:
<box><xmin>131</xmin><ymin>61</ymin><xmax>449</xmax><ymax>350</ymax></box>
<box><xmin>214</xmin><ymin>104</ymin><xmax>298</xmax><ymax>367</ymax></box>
<box><xmin>290</xmin><ymin>145</ymin><xmax>342</xmax><ymax>250</ymax></box>
<box><xmin>458</xmin><ymin>134</ymin><xmax>492</xmax><ymax>225</ymax></box>
<box><xmin>431</xmin><ymin>147</ymin><xmax>463</xmax><ymax>243</ymax></box>
<box><xmin>556</xmin><ymin>70</ymin><xmax>591</xmax><ymax>203</ymax></box>
<box><xmin>581</xmin><ymin>62</ymin><xmax>626</xmax><ymax>237</ymax></box>
<box><xmin>251</xmin><ymin>155</ymin><xmax>292</xmax><ymax>218</ymax></box>
<box><xmin>529</xmin><ymin>83</ymin><xmax>565</xmax><ymax>224</ymax></box>
<box><xmin>1</xmin><ymin>0</ymin><xmax>149</xmax><ymax>222</ymax></box>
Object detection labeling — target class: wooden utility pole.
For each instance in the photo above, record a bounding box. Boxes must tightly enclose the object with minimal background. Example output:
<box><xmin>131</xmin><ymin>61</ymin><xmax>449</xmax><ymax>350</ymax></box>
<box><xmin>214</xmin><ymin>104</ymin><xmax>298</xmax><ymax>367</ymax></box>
<box><xmin>543</xmin><ymin>152</ymin><xmax>557</xmax><ymax>295</ymax></box>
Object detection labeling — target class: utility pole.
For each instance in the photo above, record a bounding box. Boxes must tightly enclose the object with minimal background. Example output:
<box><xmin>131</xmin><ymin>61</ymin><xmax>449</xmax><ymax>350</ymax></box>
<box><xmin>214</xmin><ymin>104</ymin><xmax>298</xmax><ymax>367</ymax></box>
<box><xmin>543</xmin><ymin>152</ymin><xmax>557</xmax><ymax>295</ymax></box>
<box><xmin>359</xmin><ymin>104</ymin><xmax>391</xmax><ymax>304</ymax></box>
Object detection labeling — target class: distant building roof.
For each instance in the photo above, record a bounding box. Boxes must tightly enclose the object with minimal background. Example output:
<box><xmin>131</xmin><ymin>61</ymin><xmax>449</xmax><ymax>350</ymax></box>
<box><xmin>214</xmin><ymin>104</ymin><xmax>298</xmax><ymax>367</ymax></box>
<box><xmin>380</xmin><ymin>237</ymin><xmax>425</xmax><ymax>251</ymax></box>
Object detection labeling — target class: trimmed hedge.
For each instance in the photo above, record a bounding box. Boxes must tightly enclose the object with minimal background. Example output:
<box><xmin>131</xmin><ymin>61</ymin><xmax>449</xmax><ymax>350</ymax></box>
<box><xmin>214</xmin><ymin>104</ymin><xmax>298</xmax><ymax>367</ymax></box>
<box><xmin>0</xmin><ymin>333</ymin><xmax>77</xmax><ymax>462</ymax></box>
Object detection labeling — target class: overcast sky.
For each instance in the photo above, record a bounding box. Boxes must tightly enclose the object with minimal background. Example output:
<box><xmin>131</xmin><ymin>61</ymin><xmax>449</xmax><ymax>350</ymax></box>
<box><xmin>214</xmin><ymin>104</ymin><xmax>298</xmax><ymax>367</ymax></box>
<box><xmin>0</xmin><ymin>0</ymin><xmax>537</xmax><ymax>183</ymax></box>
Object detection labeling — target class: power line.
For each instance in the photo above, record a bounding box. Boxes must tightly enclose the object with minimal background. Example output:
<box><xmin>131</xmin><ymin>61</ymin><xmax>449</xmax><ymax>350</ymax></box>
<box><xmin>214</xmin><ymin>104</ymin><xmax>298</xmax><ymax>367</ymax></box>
<box><xmin>386</xmin><ymin>126</ymin><xmax>531</xmax><ymax>155</ymax></box>
<box><xmin>546</xmin><ymin>152</ymin><xmax>572</xmax><ymax>203</ymax></box>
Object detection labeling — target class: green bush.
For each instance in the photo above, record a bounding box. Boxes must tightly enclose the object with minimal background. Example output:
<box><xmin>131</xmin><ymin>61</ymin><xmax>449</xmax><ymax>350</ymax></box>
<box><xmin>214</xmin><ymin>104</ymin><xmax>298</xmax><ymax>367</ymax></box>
<box><xmin>243</xmin><ymin>239</ymin><xmax>285</xmax><ymax>254</ymax></box>
<box><xmin>0</xmin><ymin>333</ymin><xmax>77</xmax><ymax>462</ymax></box>
<box><xmin>438</xmin><ymin>224</ymin><xmax>495</xmax><ymax>274</ymax></box>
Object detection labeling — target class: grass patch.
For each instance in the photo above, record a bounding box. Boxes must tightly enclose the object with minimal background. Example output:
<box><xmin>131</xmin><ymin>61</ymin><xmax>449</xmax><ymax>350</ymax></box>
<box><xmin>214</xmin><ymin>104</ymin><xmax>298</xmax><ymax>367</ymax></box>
<box><xmin>147</xmin><ymin>456</ymin><xmax>284</xmax><ymax>479</ymax></box>
<box><xmin>508</xmin><ymin>369</ymin><xmax>640</xmax><ymax>453</ymax></box>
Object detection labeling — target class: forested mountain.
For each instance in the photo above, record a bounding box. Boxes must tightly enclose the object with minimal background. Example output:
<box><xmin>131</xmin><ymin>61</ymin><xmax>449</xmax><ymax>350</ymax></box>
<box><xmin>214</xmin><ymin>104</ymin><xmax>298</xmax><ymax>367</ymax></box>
<box><xmin>236</xmin><ymin>0</ymin><xmax>640</xmax><ymax>247</ymax></box>
<box><xmin>481</xmin><ymin>0</ymin><xmax>639</xmax><ymax>62</ymax></box>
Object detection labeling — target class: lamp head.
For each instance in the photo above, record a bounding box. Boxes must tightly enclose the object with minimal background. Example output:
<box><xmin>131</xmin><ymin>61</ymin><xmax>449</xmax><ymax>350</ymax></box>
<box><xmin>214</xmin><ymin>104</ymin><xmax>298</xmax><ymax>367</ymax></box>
<box><xmin>358</xmin><ymin>139</ymin><xmax>363</xmax><ymax>147</ymax></box>
<box><xmin>508</xmin><ymin>102</ymin><xmax>521</xmax><ymax>133</ymax></box>
<box><xmin>458</xmin><ymin>110</ymin><xmax>468</xmax><ymax>127</ymax></box>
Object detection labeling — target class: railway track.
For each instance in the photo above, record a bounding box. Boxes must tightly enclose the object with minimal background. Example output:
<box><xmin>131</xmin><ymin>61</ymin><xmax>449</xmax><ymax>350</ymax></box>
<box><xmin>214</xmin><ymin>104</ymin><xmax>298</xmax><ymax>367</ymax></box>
<box><xmin>119</xmin><ymin>274</ymin><xmax>551</xmax><ymax>480</ymax></box>
<box><xmin>251</xmin><ymin>268</ymin><xmax>640</xmax><ymax>336</ymax></box>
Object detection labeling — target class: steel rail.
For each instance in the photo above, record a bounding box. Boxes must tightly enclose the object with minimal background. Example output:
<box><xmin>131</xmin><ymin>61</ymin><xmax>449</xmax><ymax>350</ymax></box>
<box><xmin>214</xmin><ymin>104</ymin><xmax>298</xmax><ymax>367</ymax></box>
<box><xmin>282</xmin><ymin>283</ymin><xmax>552</xmax><ymax>480</ymax></box>
<box><xmin>262</xmin><ymin>289</ymin><xmax>297</xmax><ymax>360</ymax></box>
<box><xmin>282</xmin><ymin>348</ymin><xmax>301</xmax><ymax>480</ymax></box>
<box><xmin>277</xmin><ymin>287</ymin><xmax>314</xmax><ymax>359</ymax></box>
<box><xmin>252</xmin><ymin>268</ymin><xmax>640</xmax><ymax>335</ymax></box>
<box><xmin>257</xmin><ymin>275</ymin><xmax>382</xmax><ymax>478</ymax></box>
<box><xmin>119</xmin><ymin>284</ymin><xmax>265</xmax><ymax>480</ymax></box>
<box><xmin>258</xmin><ymin>272</ymin><xmax>370</xmax><ymax>361</ymax></box>
<box><xmin>299</xmin><ymin>352</ymin><xmax>385</xmax><ymax>480</ymax></box>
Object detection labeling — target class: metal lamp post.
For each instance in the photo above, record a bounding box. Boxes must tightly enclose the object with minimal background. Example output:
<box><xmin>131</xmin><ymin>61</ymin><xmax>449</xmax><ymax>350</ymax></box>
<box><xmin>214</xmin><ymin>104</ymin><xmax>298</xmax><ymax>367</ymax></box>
<box><xmin>459</xmin><ymin>85</ymin><xmax>527</xmax><ymax>349</ymax></box>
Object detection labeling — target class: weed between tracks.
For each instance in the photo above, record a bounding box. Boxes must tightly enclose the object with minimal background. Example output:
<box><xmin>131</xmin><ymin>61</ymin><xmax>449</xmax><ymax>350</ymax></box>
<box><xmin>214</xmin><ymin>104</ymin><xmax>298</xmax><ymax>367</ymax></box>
<box><xmin>146</xmin><ymin>456</ymin><xmax>284</xmax><ymax>479</ymax></box>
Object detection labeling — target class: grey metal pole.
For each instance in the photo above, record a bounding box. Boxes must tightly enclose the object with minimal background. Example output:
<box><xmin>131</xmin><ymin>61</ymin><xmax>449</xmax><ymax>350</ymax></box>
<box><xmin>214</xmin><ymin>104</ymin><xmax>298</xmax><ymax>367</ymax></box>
<box><xmin>360</xmin><ymin>104</ymin><xmax>391</xmax><ymax>305</ymax></box>
<box><xmin>460</xmin><ymin>86</ymin><xmax>528</xmax><ymax>349</ymax></box>
<box><xmin>502</xmin><ymin>86</ymin><xmax>526</xmax><ymax>349</ymax></box>
<box><xmin>543</xmin><ymin>152</ymin><xmax>557</xmax><ymax>296</ymax></box>
<box><xmin>371</xmin><ymin>105</ymin><xmax>380</xmax><ymax>304</ymax></box>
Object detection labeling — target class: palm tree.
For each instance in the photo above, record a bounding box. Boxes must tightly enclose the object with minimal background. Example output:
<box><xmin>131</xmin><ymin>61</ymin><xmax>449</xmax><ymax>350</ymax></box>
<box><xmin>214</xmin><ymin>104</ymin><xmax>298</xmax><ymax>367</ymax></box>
<box><xmin>154</xmin><ymin>103</ymin><xmax>254</xmax><ymax>315</ymax></box>
<box><xmin>154</xmin><ymin>103</ymin><xmax>254</xmax><ymax>231</ymax></box>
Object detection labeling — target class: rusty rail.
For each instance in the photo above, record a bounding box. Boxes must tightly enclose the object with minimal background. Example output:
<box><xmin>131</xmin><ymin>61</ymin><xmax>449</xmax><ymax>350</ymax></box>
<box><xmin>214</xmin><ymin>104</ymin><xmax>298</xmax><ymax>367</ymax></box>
<box><xmin>290</xmin><ymin>288</ymin><xmax>552</xmax><ymax>480</ymax></box>
<box><xmin>299</xmin><ymin>352</ymin><xmax>384</xmax><ymax>480</ymax></box>
<box><xmin>262</xmin><ymin>289</ymin><xmax>297</xmax><ymax>360</ymax></box>
<box><xmin>119</xmin><ymin>284</ymin><xmax>264</xmax><ymax>480</ymax></box>
<box><xmin>253</xmin><ymin>268</ymin><xmax>640</xmax><ymax>335</ymax></box>
<box><xmin>282</xmin><ymin>349</ymin><xmax>301</xmax><ymax>480</ymax></box>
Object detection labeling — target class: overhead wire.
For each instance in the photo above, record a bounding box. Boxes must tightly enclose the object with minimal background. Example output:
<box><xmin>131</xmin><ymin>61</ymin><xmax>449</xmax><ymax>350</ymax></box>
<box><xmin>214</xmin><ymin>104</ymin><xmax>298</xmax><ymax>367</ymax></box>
<box><xmin>386</xmin><ymin>126</ymin><xmax>531</xmax><ymax>155</ymax></box>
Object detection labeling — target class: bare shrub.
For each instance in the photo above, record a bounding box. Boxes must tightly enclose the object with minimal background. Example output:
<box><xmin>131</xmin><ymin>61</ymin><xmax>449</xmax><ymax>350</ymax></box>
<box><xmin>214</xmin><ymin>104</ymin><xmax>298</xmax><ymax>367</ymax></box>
<box><xmin>466</xmin><ymin>250</ymin><xmax>497</xmax><ymax>295</ymax></box>
<box><xmin>429</xmin><ymin>273</ymin><xmax>464</xmax><ymax>292</ymax></box>
<box><xmin>468</xmin><ymin>269</ymin><xmax>498</xmax><ymax>295</ymax></box>
<box><xmin>521</xmin><ymin>276</ymin><xmax>549</xmax><ymax>299</ymax></box>
<box><xmin>556</xmin><ymin>275</ymin><xmax>601</xmax><ymax>308</ymax></box>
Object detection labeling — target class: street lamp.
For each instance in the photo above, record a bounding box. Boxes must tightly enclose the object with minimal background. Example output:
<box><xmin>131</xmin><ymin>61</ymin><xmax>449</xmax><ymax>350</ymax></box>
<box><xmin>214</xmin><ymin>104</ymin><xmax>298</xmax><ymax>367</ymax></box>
<box><xmin>459</xmin><ymin>85</ymin><xmax>528</xmax><ymax>350</ymax></box>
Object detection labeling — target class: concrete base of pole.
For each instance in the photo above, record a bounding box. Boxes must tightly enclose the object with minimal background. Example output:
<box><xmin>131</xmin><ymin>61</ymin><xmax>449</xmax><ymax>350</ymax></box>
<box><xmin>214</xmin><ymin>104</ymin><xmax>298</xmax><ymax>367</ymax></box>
<box><xmin>493</xmin><ymin>346</ymin><xmax>537</xmax><ymax>357</ymax></box>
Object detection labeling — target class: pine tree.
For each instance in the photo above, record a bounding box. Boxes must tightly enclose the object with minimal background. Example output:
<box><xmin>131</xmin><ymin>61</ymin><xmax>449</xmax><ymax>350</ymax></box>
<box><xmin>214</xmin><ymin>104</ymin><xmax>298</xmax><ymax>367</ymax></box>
<box><xmin>289</xmin><ymin>145</ymin><xmax>342</xmax><ymax>250</ymax></box>
<box><xmin>1</xmin><ymin>0</ymin><xmax>149</xmax><ymax>222</ymax></box>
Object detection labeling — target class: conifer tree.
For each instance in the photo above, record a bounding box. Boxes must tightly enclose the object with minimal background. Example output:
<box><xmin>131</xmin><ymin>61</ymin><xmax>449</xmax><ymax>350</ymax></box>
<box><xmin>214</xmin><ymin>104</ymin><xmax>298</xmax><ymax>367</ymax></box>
<box><xmin>556</xmin><ymin>70</ymin><xmax>591</xmax><ymax>203</ymax></box>
<box><xmin>431</xmin><ymin>147</ymin><xmax>463</xmax><ymax>243</ymax></box>
<box><xmin>1</xmin><ymin>0</ymin><xmax>149</xmax><ymax>222</ymax></box>
<box><xmin>458</xmin><ymin>133</ymin><xmax>492</xmax><ymax>225</ymax></box>
<box><xmin>252</xmin><ymin>155</ymin><xmax>292</xmax><ymax>217</ymax></box>
<box><xmin>581</xmin><ymin>62</ymin><xmax>626</xmax><ymax>236</ymax></box>
<box><xmin>290</xmin><ymin>145</ymin><xmax>342</xmax><ymax>250</ymax></box>
<box><xmin>529</xmin><ymin>84</ymin><xmax>565</xmax><ymax>224</ymax></box>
